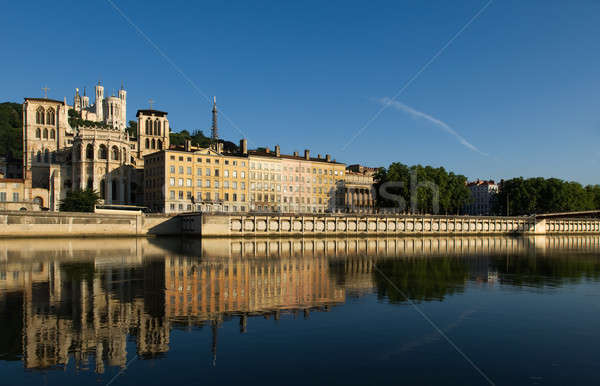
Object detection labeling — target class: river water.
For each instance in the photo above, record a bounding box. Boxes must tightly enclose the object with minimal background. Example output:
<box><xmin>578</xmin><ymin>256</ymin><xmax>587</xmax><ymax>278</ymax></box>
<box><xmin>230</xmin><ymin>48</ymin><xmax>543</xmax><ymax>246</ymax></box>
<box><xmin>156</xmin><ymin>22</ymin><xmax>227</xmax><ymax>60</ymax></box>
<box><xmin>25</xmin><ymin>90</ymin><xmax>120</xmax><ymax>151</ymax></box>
<box><xmin>0</xmin><ymin>236</ymin><xmax>599</xmax><ymax>385</ymax></box>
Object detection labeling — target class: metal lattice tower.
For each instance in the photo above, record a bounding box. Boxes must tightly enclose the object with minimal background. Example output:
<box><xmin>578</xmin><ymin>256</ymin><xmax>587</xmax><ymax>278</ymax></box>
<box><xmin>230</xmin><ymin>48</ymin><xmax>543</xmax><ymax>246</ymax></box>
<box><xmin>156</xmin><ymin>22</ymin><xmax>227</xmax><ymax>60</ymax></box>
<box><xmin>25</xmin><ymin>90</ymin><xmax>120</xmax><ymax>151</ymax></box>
<box><xmin>211</xmin><ymin>96</ymin><xmax>218</xmax><ymax>143</ymax></box>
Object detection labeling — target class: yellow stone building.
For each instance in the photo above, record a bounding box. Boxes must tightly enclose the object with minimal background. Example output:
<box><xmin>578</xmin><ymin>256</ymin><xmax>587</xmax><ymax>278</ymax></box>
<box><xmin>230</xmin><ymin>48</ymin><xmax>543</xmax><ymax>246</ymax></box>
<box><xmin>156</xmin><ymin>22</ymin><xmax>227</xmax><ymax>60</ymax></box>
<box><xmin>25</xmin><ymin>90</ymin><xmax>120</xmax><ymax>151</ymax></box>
<box><xmin>143</xmin><ymin>141</ymin><xmax>250</xmax><ymax>213</ymax></box>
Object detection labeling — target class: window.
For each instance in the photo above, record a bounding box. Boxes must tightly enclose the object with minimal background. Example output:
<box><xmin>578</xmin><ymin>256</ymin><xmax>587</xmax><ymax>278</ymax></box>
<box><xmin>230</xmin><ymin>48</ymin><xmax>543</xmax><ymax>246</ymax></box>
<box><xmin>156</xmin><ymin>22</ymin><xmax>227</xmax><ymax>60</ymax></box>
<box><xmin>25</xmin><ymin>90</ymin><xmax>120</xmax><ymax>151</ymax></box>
<box><xmin>224</xmin><ymin>170</ymin><xmax>229</xmax><ymax>177</ymax></box>
<box><xmin>0</xmin><ymin>192</ymin><xmax>6</xmax><ymax>202</ymax></box>
<box><xmin>224</xmin><ymin>181</ymin><xmax>229</xmax><ymax>188</ymax></box>
<box><xmin>145</xmin><ymin>138</ymin><xmax>150</xmax><ymax>149</ymax></box>
<box><xmin>178</xmin><ymin>178</ymin><xmax>183</xmax><ymax>186</ymax></box>
<box><xmin>197</xmin><ymin>168</ymin><xmax>202</xmax><ymax>176</ymax></box>
<box><xmin>233</xmin><ymin>171</ymin><xmax>237</xmax><ymax>178</ymax></box>
<box><xmin>179</xmin><ymin>191</ymin><xmax>184</xmax><ymax>199</ymax></box>
<box><xmin>170</xmin><ymin>165</ymin><xmax>175</xmax><ymax>173</ymax></box>
<box><xmin>205</xmin><ymin>180</ymin><xmax>211</xmax><ymax>188</ymax></box>
<box><xmin>187</xmin><ymin>167</ymin><xmax>192</xmax><ymax>175</ymax></box>
<box><xmin>99</xmin><ymin>145</ymin><xmax>107</xmax><ymax>160</ymax></box>
<box><xmin>112</xmin><ymin>146</ymin><xmax>119</xmax><ymax>160</ymax></box>
<box><xmin>50</xmin><ymin>129</ymin><xmax>55</xmax><ymax>139</ymax></box>
<box><xmin>241</xmin><ymin>171</ymin><xmax>245</xmax><ymax>178</ymax></box>
<box><xmin>206</xmin><ymin>168</ymin><xmax>211</xmax><ymax>176</ymax></box>
<box><xmin>169</xmin><ymin>178</ymin><xmax>175</xmax><ymax>186</ymax></box>
<box><xmin>215</xmin><ymin>169</ymin><xmax>220</xmax><ymax>177</ymax></box>
<box><xmin>225</xmin><ymin>193</ymin><xmax>229</xmax><ymax>201</ymax></box>
<box><xmin>35</xmin><ymin>128</ymin><xmax>41</xmax><ymax>138</ymax></box>
<box><xmin>232</xmin><ymin>182</ymin><xmax>237</xmax><ymax>189</ymax></box>
<box><xmin>205</xmin><ymin>192</ymin><xmax>210</xmax><ymax>200</ymax></box>
<box><xmin>170</xmin><ymin>190</ymin><xmax>175</xmax><ymax>199</ymax></box>
<box><xmin>43</xmin><ymin>128</ymin><xmax>48</xmax><ymax>139</ymax></box>
<box><xmin>214</xmin><ymin>181</ymin><xmax>219</xmax><ymax>188</ymax></box>
<box><xmin>197</xmin><ymin>179</ymin><xmax>202</xmax><ymax>187</ymax></box>
<box><xmin>186</xmin><ymin>178</ymin><xmax>192</xmax><ymax>187</ymax></box>
<box><xmin>46</xmin><ymin>108</ymin><xmax>55</xmax><ymax>125</ymax></box>
<box><xmin>36</xmin><ymin>107</ymin><xmax>45</xmax><ymax>124</ymax></box>
<box><xmin>178</xmin><ymin>166</ymin><xmax>184</xmax><ymax>174</ymax></box>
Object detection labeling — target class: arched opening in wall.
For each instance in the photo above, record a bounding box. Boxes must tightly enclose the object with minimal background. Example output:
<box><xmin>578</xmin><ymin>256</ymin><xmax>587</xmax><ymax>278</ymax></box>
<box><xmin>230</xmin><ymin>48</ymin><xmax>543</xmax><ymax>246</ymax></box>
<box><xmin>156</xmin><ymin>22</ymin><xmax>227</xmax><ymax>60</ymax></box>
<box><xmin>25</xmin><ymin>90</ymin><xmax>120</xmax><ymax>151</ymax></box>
<box><xmin>36</xmin><ymin>151</ymin><xmax>42</xmax><ymax>163</ymax></box>
<box><xmin>111</xmin><ymin>146</ymin><xmax>119</xmax><ymax>161</ymax></box>
<box><xmin>100</xmin><ymin>180</ymin><xmax>106</xmax><ymax>199</ymax></box>
<box><xmin>43</xmin><ymin>128</ymin><xmax>48</xmax><ymax>139</ymax></box>
<box><xmin>36</xmin><ymin>107</ymin><xmax>45</xmax><ymax>124</ymax></box>
<box><xmin>151</xmin><ymin>139</ymin><xmax>156</xmax><ymax>149</ymax></box>
<box><xmin>46</xmin><ymin>108</ymin><xmax>55</xmax><ymax>125</ymax></box>
<box><xmin>87</xmin><ymin>177</ymin><xmax>93</xmax><ymax>190</ymax></box>
<box><xmin>35</xmin><ymin>128</ymin><xmax>41</xmax><ymax>138</ymax></box>
<box><xmin>33</xmin><ymin>197</ymin><xmax>43</xmax><ymax>207</ymax></box>
<box><xmin>86</xmin><ymin>144</ymin><xmax>94</xmax><ymax>160</ymax></box>
<box><xmin>156</xmin><ymin>120</ymin><xmax>161</xmax><ymax>136</ymax></box>
<box><xmin>50</xmin><ymin>129</ymin><xmax>55</xmax><ymax>139</ymax></box>
<box><xmin>112</xmin><ymin>179</ymin><xmax>118</xmax><ymax>203</ymax></box>
<box><xmin>145</xmin><ymin>138</ymin><xmax>150</xmax><ymax>149</ymax></box>
<box><xmin>44</xmin><ymin>149</ymin><xmax>49</xmax><ymax>163</ymax></box>
<box><xmin>122</xmin><ymin>147</ymin><xmax>127</xmax><ymax>162</ymax></box>
<box><xmin>99</xmin><ymin>145</ymin><xmax>108</xmax><ymax>160</ymax></box>
<box><xmin>153</xmin><ymin>120</ymin><xmax>158</xmax><ymax>135</ymax></box>
<box><xmin>157</xmin><ymin>139</ymin><xmax>163</xmax><ymax>150</ymax></box>
<box><xmin>146</xmin><ymin>119</ymin><xmax>151</xmax><ymax>135</ymax></box>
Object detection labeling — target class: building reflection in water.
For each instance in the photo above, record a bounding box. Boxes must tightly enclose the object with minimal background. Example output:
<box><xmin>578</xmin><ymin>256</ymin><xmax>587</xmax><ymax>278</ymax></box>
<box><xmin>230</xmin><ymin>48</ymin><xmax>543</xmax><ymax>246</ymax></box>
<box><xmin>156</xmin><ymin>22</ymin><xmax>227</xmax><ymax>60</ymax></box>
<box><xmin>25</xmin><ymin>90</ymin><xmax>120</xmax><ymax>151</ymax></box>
<box><xmin>0</xmin><ymin>235</ymin><xmax>599</xmax><ymax>373</ymax></box>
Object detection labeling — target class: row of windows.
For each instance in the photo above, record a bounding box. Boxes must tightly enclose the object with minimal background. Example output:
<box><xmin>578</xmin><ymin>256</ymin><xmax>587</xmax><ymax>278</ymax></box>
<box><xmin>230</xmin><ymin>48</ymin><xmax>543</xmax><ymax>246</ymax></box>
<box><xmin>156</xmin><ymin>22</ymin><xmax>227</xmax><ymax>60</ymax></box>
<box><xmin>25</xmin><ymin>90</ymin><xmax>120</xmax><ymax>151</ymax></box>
<box><xmin>145</xmin><ymin>138</ymin><xmax>164</xmax><ymax>150</ymax></box>
<box><xmin>168</xmin><ymin>178</ymin><xmax>247</xmax><ymax>189</ymax></box>
<box><xmin>77</xmin><ymin>144</ymin><xmax>125</xmax><ymax>161</ymax></box>
<box><xmin>168</xmin><ymin>190</ymin><xmax>247</xmax><ymax>202</ymax></box>
<box><xmin>34</xmin><ymin>127</ymin><xmax>55</xmax><ymax>139</ymax></box>
<box><xmin>169</xmin><ymin>203</ymin><xmax>247</xmax><ymax>212</ymax></box>
<box><xmin>0</xmin><ymin>192</ymin><xmax>19</xmax><ymax>202</ymax></box>
<box><xmin>168</xmin><ymin>155</ymin><xmax>246</xmax><ymax>167</ymax></box>
<box><xmin>35</xmin><ymin>107</ymin><xmax>55</xmax><ymax>125</ymax></box>
<box><xmin>145</xmin><ymin>119</ymin><xmax>163</xmax><ymax>136</ymax></box>
<box><xmin>169</xmin><ymin>166</ymin><xmax>246</xmax><ymax>179</ymax></box>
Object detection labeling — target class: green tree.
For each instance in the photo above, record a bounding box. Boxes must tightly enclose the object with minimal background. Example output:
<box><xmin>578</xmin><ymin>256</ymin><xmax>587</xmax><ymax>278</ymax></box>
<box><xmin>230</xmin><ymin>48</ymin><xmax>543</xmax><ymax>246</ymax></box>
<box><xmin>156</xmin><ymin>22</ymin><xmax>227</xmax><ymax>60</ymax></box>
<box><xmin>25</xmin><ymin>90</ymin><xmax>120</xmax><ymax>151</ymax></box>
<box><xmin>126</xmin><ymin>120</ymin><xmax>137</xmax><ymax>138</ymax></box>
<box><xmin>493</xmin><ymin>177</ymin><xmax>600</xmax><ymax>216</ymax></box>
<box><xmin>0</xmin><ymin>102</ymin><xmax>23</xmax><ymax>160</ymax></box>
<box><xmin>59</xmin><ymin>189</ymin><xmax>100</xmax><ymax>212</ymax></box>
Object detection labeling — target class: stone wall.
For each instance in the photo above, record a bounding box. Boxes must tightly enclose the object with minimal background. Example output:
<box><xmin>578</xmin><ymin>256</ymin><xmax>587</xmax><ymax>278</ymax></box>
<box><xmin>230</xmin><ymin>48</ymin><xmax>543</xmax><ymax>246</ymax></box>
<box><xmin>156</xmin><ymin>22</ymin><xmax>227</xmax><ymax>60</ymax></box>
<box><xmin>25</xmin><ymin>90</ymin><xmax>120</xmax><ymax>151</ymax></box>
<box><xmin>185</xmin><ymin>213</ymin><xmax>600</xmax><ymax>237</ymax></box>
<box><xmin>0</xmin><ymin>211</ymin><xmax>179</xmax><ymax>237</ymax></box>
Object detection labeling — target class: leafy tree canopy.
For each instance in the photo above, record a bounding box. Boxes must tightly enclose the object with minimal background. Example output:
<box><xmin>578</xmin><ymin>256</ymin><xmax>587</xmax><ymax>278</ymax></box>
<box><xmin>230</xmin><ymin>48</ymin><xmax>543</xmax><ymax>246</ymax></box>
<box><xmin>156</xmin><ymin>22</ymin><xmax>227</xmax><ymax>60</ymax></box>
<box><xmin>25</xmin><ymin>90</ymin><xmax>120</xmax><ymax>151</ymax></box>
<box><xmin>492</xmin><ymin>177</ymin><xmax>600</xmax><ymax>215</ymax></box>
<box><xmin>0</xmin><ymin>102</ymin><xmax>23</xmax><ymax>160</ymax></box>
<box><xmin>59</xmin><ymin>189</ymin><xmax>100</xmax><ymax>212</ymax></box>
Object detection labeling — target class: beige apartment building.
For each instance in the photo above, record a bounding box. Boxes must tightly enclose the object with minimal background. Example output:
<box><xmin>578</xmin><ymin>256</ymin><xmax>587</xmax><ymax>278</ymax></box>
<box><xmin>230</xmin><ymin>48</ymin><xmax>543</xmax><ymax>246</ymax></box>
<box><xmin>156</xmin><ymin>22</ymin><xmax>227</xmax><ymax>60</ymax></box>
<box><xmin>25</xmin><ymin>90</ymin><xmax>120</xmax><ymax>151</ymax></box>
<box><xmin>143</xmin><ymin>141</ymin><xmax>250</xmax><ymax>213</ymax></box>
<box><xmin>145</xmin><ymin>140</ymin><xmax>349</xmax><ymax>214</ymax></box>
<box><xmin>248</xmin><ymin>147</ymin><xmax>346</xmax><ymax>213</ymax></box>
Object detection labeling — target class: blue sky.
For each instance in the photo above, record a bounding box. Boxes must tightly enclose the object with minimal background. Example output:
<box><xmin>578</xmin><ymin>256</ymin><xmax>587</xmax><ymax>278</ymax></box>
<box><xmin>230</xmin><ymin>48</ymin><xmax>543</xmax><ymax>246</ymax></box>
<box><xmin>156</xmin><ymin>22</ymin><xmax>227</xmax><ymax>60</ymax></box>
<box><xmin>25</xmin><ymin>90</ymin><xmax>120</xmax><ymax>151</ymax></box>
<box><xmin>2</xmin><ymin>0</ymin><xmax>599</xmax><ymax>184</ymax></box>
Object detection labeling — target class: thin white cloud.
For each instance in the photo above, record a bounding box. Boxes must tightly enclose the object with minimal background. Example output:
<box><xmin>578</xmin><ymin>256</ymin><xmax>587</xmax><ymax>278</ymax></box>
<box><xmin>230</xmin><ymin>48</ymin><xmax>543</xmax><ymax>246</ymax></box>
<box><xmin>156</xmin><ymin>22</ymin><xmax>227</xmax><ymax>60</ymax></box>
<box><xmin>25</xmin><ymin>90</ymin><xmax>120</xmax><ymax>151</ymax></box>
<box><xmin>379</xmin><ymin>97</ymin><xmax>488</xmax><ymax>156</ymax></box>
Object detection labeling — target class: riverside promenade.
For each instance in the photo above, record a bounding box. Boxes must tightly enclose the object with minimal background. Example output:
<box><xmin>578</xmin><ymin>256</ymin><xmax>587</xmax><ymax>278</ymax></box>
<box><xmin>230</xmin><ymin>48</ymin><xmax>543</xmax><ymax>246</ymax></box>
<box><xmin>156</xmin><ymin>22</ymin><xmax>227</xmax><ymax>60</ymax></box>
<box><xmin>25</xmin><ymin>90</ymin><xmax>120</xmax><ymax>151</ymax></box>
<box><xmin>0</xmin><ymin>211</ymin><xmax>599</xmax><ymax>238</ymax></box>
<box><xmin>182</xmin><ymin>212</ymin><xmax>600</xmax><ymax>237</ymax></box>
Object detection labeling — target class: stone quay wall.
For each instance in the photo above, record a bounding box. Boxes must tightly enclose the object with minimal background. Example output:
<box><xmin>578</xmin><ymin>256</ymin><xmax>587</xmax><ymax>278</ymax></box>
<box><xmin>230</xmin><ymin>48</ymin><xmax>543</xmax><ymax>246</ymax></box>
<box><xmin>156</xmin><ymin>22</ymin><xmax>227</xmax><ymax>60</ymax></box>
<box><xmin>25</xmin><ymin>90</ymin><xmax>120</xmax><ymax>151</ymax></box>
<box><xmin>1</xmin><ymin>211</ymin><xmax>598</xmax><ymax>238</ymax></box>
<box><xmin>184</xmin><ymin>213</ymin><xmax>600</xmax><ymax>237</ymax></box>
<box><xmin>0</xmin><ymin>211</ymin><xmax>179</xmax><ymax>237</ymax></box>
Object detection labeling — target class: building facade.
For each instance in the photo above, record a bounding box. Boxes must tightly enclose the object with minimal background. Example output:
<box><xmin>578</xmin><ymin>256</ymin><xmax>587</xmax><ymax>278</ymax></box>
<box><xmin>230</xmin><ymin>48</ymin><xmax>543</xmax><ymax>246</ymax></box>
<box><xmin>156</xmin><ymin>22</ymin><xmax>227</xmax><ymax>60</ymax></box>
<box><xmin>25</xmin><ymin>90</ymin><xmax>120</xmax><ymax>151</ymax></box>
<box><xmin>18</xmin><ymin>83</ymin><xmax>165</xmax><ymax>210</ymax></box>
<box><xmin>464</xmin><ymin>179</ymin><xmax>498</xmax><ymax>216</ymax></box>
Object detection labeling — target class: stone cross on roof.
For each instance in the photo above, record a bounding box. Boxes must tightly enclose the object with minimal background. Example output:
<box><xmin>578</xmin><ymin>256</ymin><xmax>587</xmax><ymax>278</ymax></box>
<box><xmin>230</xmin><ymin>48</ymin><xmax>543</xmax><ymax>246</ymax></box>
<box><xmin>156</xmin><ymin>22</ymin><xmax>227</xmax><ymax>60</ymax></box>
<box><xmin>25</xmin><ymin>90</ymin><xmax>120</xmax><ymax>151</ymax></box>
<box><xmin>41</xmin><ymin>85</ymin><xmax>50</xmax><ymax>99</ymax></box>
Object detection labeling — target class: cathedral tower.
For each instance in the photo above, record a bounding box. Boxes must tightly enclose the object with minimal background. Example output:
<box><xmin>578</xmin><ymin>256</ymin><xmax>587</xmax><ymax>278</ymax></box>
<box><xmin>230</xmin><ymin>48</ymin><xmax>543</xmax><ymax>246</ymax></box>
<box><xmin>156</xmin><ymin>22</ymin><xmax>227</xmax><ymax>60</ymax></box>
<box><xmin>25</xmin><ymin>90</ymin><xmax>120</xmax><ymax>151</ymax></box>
<box><xmin>95</xmin><ymin>81</ymin><xmax>104</xmax><ymax>119</ymax></box>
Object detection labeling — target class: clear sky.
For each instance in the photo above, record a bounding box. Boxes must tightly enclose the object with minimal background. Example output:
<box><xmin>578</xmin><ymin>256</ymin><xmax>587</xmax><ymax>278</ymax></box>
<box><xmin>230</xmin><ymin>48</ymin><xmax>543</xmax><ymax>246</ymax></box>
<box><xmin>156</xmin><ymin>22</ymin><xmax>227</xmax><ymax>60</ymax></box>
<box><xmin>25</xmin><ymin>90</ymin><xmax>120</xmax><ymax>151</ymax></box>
<box><xmin>2</xmin><ymin>0</ymin><xmax>599</xmax><ymax>184</ymax></box>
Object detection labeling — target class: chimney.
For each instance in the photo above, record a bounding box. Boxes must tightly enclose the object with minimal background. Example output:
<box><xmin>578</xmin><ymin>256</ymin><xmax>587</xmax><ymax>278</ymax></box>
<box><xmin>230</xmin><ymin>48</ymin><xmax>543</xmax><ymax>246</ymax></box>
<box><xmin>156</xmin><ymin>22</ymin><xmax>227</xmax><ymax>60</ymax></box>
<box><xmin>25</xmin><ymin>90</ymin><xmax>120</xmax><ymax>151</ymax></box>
<box><xmin>275</xmin><ymin>145</ymin><xmax>280</xmax><ymax>157</ymax></box>
<box><xmin>304</xmin><ymin>149</ymin><xmax>310</xmax><ymax>160</ymax></box>
<box><xmin>326</xmin><ymin>154</ymin><xmax>331</xmax><ymax>162</ymax></box>
<box><xmin>240</xmin><ymin>139</ymin><xmax>248</xmax><ymax>155</ymax></box>
<box><xmin>265</xmin><ymin>147</ymin><xmax>270</xmax><ymax>154</ymax></box>
<box><xmin>185</xmin><ymin>139</ymin><xmax>191</xmax><ymax>152</ymax></box>
<box><xmin>293</xmin><ymin>151</ymin><xmax>299</xmax><ymax>157</ymax></box>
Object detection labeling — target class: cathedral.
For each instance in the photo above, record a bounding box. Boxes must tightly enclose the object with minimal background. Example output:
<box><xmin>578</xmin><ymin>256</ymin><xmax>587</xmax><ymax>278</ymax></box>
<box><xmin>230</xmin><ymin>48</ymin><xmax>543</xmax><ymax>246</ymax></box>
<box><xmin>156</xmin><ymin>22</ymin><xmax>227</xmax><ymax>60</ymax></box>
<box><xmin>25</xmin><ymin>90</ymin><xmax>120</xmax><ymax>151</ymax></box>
<box><xmin>20</xmin><ymin>82</ymin><xmax>169</xmax><ymax>210</ymax></box>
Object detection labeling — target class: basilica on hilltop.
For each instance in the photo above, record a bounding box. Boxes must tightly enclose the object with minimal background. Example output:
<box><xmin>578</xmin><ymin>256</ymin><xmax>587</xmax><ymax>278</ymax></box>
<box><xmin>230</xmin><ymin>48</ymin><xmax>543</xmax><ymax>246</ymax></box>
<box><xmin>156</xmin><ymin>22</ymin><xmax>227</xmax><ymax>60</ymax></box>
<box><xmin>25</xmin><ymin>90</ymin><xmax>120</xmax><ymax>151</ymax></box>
<box><xmin>19</xmin><ymin>82</ymin><xmax>169</xmax><ymax>210</ymax></box>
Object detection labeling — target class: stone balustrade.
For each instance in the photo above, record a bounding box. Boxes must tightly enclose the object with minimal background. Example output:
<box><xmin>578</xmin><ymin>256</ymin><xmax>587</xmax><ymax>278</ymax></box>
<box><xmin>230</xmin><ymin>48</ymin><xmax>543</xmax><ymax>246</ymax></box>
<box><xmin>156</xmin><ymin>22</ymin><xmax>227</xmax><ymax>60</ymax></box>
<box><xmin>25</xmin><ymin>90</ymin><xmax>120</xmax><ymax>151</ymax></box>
<box><xmin>183</xmin><ymin>213</ymin><xmax>600</xmax><ymax>237</ymax></box>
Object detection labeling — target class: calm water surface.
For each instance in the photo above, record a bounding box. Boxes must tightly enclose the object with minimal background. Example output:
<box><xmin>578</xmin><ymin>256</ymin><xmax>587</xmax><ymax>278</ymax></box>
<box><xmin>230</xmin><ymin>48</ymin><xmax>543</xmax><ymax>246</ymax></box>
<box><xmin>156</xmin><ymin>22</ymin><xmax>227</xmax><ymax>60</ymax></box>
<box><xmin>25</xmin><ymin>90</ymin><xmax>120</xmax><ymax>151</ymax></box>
<box><xmin>0</xmin><ymin>236</ymin><xmax>599</xmax><ymax>385</ymax></box>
